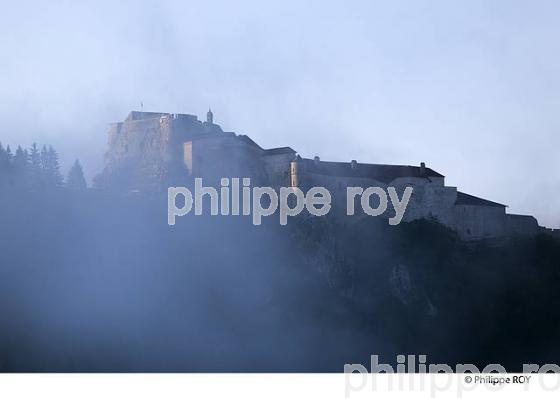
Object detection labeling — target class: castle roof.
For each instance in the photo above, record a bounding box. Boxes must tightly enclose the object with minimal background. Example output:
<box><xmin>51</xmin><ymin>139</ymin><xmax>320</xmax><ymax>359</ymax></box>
<box><xmin>299</xmin><ymin>158</ymin><xmax>444</xmax><ymax>184</ymax></box>
<box><xmin>507</xmin><ymin>214</ymin><xmax>536</xmax><ymax>220</ymax></box>
<box><xmin>263</xmin><ymin>147</ymin><xmax>296</xmax><ymax>155</ymax></box>
<box><xmin>455</xmin><ymin>191</ymin><xmax>506</xmax><ymax>208</ymax></box>
<box><xmin>233</xmin><ymin>138</ymin><xmax>295</xmax><ymax>155</ymax></box>
<box><xmin>236</xmin><ymin>135</ymin><xmax>263</xmax><ymax>150</ymax></box>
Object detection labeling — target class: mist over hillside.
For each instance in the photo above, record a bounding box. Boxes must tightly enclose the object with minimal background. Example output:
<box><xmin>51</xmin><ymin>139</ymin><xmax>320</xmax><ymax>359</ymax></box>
<box><xmin>0</xmin><ymin>179</ymin><xmax>558</xmax><ymax>372</ymax></box>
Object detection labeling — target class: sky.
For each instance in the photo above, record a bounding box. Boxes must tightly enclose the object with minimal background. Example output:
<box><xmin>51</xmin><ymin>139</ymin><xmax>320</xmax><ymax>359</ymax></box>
<box><xmin>0</xmin><ymin>0</ymin><xmax>559</xmax><ymax>227</ymax></box>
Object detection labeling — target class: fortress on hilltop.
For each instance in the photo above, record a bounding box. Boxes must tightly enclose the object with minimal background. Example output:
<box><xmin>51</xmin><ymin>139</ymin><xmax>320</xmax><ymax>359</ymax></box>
<box><xmin>96</xmin><ymin>109</ymin><xmax>555</xmax><ymax>240</ymax></box>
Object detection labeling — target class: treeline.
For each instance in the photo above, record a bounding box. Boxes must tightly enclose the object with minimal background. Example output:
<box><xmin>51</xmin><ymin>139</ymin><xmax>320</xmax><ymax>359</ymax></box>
<box><xmin>0</xmin><ymin>142</ymin><xmax>86</xmax><ymax>191</ymax></box>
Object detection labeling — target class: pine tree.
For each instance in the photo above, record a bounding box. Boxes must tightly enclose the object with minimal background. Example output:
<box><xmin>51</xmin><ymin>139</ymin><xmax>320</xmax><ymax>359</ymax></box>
<box><xmin>40</xmin><ymin>145</ymin><xmax>48</xmax><ymax>171</ymax></box>
<box><xmin>66</xmin><ymin>159</ymin><xmax>87</xmax><ymax>190</ymax></box>
<box><xmin>13</xmin><ymin>146</ymin><xmax>28</xmax><ymax>169</ymax></box>
<box><xmin>0</xmin><ymin>143</ymin><xmax>8</xmax><ymax>171</ymax></box>
<box><xmin>5</xmin><ymin>145</ymin><xmax>13</xmax><ymax>164</ymax></box>
<box><xmin>47</xmin><ymin>146</ymin><xmax>64</xmax><ymax>187</ymax></box>
<box><xmin>28</xmin><ymin>143</ymin><xmax>43</xmax><ymax>189</ymax></box>
<box><xmin>12</xmin><ymin>146</ymin><xmax>29</xmax><ymax>188</ymax></box>
<box><xmin>0</xmin><ymin>143</ymin><xmax>8</xmax><ymax>189</ymax></box>
<box><xmin>40</xmin><ymin>145</ymin><xmax>63</xmax><ymax>188</ymax></box>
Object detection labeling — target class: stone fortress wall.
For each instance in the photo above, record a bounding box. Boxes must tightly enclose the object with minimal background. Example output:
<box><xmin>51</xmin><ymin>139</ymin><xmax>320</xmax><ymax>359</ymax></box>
<box><xmin>98</xmin><ymin>110</ymin><xmax>558</xmax><ymax>240</ymax></box>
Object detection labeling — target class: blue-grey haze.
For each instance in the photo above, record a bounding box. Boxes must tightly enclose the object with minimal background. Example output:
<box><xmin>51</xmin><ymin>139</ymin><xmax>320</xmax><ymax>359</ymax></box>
<box><xmin>1</xmin><ymin>0</ymin><xmax>559</xmax><ymax>227</ymax></box>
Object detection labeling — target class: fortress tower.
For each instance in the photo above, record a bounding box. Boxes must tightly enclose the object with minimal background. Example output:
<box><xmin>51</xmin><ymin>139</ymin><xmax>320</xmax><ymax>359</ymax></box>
<box><xmin>97</xmin><ymin>110</ymin><xmax>295</xmax><ymax>191</ymax></box>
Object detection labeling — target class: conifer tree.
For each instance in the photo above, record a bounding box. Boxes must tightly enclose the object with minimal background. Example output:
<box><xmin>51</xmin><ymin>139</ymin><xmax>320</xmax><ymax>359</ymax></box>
<box><xmin>40</xmin><ymin>145</ymin><xmax>48</xmax><ymax>171</ymax></box>
<box><xmin>12</xmin><ymin>146</ymin><xmax>29</xmax><ymax>188</ymax></box>
<box><xmin>5</xmin><ymin>145</ymin><xmax>13</xmax><ymax>164</ymax></box>
<box><xmin>43</xmin><ymin>146</ymin><xmax>64</xmax><ymax>187</ymax></box>
<box><xmin>0</xmin><ymin>143</ymin><xmax>8</xmax><ymax>189</ymax></box>
<box><xmin>66</xmin><ymin>159</ymin><xmax>87</xmax><ymax>190</ymax></box>
<box><xmin>28</xmin><ymin>143</ymin><xmax>43</xmax><ymax>189</ymax></box>
<box><xmin>0</xmin><ymin>143</ymin><xmax>8</xmax><ymax>171</ymax></box>
<box><xmin>13</xmin><ymin>146</ymin><xmax>28</xmax><ymax>169</ymax></box>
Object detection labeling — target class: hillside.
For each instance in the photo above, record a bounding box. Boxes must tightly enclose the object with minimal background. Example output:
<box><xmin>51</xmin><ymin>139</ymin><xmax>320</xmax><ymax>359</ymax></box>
<box><xmin>0</xmin><ymin>189</ymin><xmax>559</xmax><ymax>371</ymax></box>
